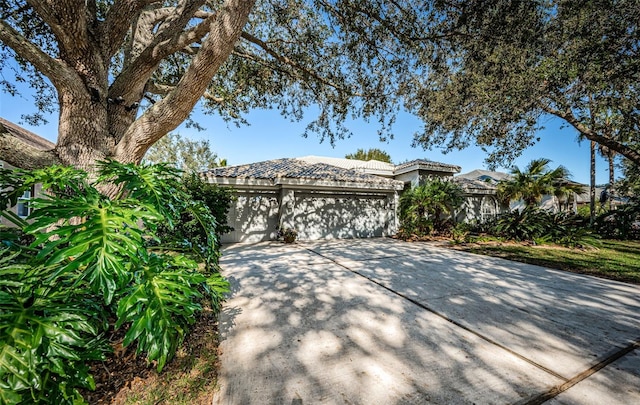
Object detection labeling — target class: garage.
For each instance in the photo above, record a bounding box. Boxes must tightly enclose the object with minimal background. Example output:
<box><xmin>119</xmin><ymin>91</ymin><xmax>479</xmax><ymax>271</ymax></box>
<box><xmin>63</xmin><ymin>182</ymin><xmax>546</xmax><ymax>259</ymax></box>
<box><xmin>204</xmin><ymin>158</ymin><xmax>403</xmax><ymax>243</ymax></box>
<box><xmin>293</xmin><ymin>191</ymin><xmax>391</xmax><ymax>240</ymax></box>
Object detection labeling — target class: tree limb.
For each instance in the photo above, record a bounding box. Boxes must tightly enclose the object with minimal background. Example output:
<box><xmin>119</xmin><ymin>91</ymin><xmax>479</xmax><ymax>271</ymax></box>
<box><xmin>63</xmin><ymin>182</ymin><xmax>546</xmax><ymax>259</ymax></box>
<box><xmin>0</xmin><ymin>18</ymin><xmax>79</xmax><ymax>91</ymax></box>
<box><xmin>100</xmin><ymin>0</ymin><xmax>158</xmax><ymax>58</ymax></box>
<box><xmin>0</xmin><ymin>132</ymin><xmax>60</xmax><ymax>170</ymax></box>
<box><xmin>239</xmin><ymin>31</ymin><xmax>354</xmax><ymax>96</ymax></box>
<box><xmin>114</xmin><ymin>0</ymin><xmax>257</xmax><ymax>162</ymax></box>
<box><xmin>109</xmin><ymin>0</ymin><xmax>209</xmax><ymax>102</ymax></box>
<box><xmin>26</xmin><ymin>0</ymin><xmax>91</xmax><ymax>61</ymax></box>
<box><xmin>541</xmin><ymin>104</ymin><xmax>640</xmax><ymax>165</ymax></box>
<box><xmin>145</xmin><ymin>81</ymin><xmax>175</xmax><ymax>96</ymax></box>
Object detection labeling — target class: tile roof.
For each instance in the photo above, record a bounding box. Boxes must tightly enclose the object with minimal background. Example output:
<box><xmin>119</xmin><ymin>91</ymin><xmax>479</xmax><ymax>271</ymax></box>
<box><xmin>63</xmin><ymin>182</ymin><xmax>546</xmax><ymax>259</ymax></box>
<box><xmin>454</xmin><ymin>177</ymin><xmax>499</xmax><ymax>192</ymax></box>
<box><xmin>297</xmin><ymin>155</ymin><xmax>395</xmax><ymax>173</ymax></box>
<box><xmin>0</xmin><ymin>117</ymin><xmax>55</xmax><ymax>150</ymax></box>
<box><xmin>205</xmin><ymin>158</ymin><xmax>403</xmax><ymax>187</ymax></box>
<box><xmin>394</xmin><ymin>159</ymin><xmax>461</xmax><ymax>174</ymax></box>
<box><xmin>455</xmin><ymin>169</ymin><xmax>511</xmax><ymax>183</ymax></box>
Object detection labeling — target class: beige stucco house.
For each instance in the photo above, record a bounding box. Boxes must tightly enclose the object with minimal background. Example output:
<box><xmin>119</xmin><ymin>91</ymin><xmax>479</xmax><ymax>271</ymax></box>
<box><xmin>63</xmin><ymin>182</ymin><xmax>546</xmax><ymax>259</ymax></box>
<box><xmin>453</xmin><ymin>169</ymin><xmax>587</xmax><ymax>223</ymax></box>
<box><xmin>204</xmin><ymin>156</ymin><xmax>461</xmax><ymax>243</ymax></box>
<box><xmin>0</xmin><ymin>117</ymin><xmax>55</xmax><ymax>227</ymax></box>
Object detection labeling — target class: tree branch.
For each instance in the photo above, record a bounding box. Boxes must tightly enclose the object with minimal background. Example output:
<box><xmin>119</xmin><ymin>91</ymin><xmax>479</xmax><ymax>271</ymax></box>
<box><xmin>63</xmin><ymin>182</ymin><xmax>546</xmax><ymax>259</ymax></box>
<box><xmin>0</xmin><ymin>132</ymin><xmax>60</xmax><ymax>170</ymax></box>
<box><xmin>0</xmin><ymin>18</ymin><xmax>79</xmax><ymax>91</ymax></box>
<box><xmin>541</xmin><ymin>104</ymin><xmax>640</xmax><ymax>165</ymax></box>
<box><xmin>109</xmin><ymin>0</ymin><xmax>209</xmax><ymax>102</ymax></box>
<box><xmin>239</xmin><ymin>31</ymin><xmax>354</xmax><ymax>95</ymax></box>
<box><xmin>100</xmin><ymin>0</ymin><xmax>157</xmax><ymax>58</ymax></box>
<box><xmin>115</xmin><ymin>0</ymin><xmax>256</xmax><ymax>162</ymax></box>
<box><xmin>145</xmin><ymin>81</ymin><xmax>175</xmax><ymax>96</ymax></box>
<box><xmin>26</xmin><ymin>0</ymin><xmax>92</xmax><ymax>61</ymax></box>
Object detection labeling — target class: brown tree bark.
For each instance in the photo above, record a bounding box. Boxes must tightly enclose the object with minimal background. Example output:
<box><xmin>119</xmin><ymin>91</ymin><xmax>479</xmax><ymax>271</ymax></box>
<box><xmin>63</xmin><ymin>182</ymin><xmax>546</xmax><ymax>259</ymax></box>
<box><xmin>0</xmin><ymin>0</ymin><xmax>256</xmax><ymax>172</ymax></box>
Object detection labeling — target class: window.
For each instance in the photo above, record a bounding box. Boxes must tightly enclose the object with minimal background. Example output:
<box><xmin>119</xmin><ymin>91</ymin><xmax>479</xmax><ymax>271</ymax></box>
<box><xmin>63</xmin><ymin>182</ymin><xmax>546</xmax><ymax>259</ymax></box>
<box><xmin>17</xmin><ymin>187</ymin><xmax>34</xmax><ymax>218</ymax></box>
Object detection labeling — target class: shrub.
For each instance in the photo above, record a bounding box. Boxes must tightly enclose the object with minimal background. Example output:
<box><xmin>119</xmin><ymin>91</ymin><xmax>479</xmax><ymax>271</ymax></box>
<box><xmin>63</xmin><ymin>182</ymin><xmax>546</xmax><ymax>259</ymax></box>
<box><xmin>492</xmin><ymin>207</ymin><xmax>550</xmax><ymax>241</ymax></box>
<box><xmin>593</xmin><ymin>203</ymin><xmax>640</xmax><ymax>240</ymax></box>
<box><xmin>0</xmin><ymin>161</ymin><xmax>229</xmax><ymax>404</ymax></box>
<box><xmin>474</xmin><ymin>207</ymin><xmax>599</xmax><ymax>248</ymax></box>
<box><xmin>398</xmin><ymin>179</ymin><xmax>463</xmax><ymax>238</ymax></box>
<box><xmin>276</xmin><ymin>227</ymin><xmax>298</xmax><ymax>243</ymax></box>
<box><xmin>155</xmin><ymin>173</ymin><xmax>235</xmax><ymax>267</ymax></box>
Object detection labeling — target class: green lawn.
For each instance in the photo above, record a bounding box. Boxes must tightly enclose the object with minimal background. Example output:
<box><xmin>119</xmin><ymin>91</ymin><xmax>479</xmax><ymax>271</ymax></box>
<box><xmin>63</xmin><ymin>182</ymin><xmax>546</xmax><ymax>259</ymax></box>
<box><xmin>456</xmin><ymin>239</ymin><xmax>640</xmax><ymax>284</ymax></box>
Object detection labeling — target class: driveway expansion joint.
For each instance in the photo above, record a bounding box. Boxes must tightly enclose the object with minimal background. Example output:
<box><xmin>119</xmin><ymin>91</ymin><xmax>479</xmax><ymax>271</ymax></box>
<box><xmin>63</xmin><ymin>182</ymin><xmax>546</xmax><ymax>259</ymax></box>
<box><xmin>304</xmin><ymin>247</ymin><xmax>569</xmax><ymax>382</ymax></box>
<box><xmin>516</xmin><ymin>338</ymin><xmax>640</xmax><ymax>405</ymax></box>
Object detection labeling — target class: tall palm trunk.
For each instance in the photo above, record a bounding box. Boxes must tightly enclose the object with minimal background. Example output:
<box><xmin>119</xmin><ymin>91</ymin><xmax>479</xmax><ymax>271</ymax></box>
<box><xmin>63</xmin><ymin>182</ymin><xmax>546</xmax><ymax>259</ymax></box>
<box><xmin>590</xmin><ymin>140</ymin><xmax>596</xmax><ymax>225</ymax></box>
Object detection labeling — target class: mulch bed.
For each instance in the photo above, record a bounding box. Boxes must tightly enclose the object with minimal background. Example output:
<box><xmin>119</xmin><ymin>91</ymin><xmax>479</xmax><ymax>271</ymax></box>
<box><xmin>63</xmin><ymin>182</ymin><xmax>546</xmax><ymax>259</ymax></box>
<box><xmin>80</xmin><ymin>311</ymin><xmax>219</xmax><ymax>404</ymax></box>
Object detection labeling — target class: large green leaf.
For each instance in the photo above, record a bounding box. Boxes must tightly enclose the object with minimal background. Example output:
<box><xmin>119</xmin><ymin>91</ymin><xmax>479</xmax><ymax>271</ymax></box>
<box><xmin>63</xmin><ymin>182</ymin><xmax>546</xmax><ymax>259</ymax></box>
<box><xmin>116</xmin><ymin>254</ymin><xmax>205</xmax><ymax>371</ymax></box>
<box><xmin>1</xmin><ymin>161</ymin><xmax>228</xmax><ymax>402</ymax></box>
<box><xmin>25</xmin><ymin>194</ymin><xmax>159</xmax><ymax>304</ymax></box>
<box><xmin>0</xmin><ymin>255</ymin><xmax>108</xmax><ymax>404</ymax></box>
<box><xmin>96</xmin><ymin>160</ymin><xmax>186</xmax><ymax>227</ymax></box>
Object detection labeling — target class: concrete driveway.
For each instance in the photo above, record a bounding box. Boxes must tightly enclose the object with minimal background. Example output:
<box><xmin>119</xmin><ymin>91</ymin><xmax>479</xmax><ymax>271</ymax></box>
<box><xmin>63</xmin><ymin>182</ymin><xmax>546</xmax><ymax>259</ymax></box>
<box><xmin>213</xmin><ymin>238</ymin><xmax>640</xmax><ymax>405</ymax></box>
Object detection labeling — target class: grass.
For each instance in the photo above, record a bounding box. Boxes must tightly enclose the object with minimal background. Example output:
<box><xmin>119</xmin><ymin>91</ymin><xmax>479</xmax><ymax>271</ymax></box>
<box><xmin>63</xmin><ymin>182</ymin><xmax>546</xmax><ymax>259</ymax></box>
<box><xmin>114</xmin><ymin>309</ymin><xmax>220</xmax><ymax>405</ymax></box>
<box><xmin>453</xmin><ymin>239</ymin><xmax>640</xmax><ymax>284</ymax></box>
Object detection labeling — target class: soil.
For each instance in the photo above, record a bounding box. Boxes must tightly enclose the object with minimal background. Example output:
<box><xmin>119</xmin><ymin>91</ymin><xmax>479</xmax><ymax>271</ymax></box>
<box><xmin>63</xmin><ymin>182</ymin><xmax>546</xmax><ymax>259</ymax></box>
<box><xmin>80</xmin><ymin>310</ymin><xmax>219</xmax><ymax>405</ymax></box>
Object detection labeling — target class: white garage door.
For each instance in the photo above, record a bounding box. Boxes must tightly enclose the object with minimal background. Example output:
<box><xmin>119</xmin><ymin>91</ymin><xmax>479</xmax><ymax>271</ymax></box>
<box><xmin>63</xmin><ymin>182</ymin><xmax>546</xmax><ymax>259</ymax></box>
<box><xmin>293</xmin><ymin>192</ymin><xmax>390</xmax><ymax>240</ymax></box>
<box><xmin>221</xmin><ymin>192</ymin><xmax>279</xmax><ymax>243</ymax></box>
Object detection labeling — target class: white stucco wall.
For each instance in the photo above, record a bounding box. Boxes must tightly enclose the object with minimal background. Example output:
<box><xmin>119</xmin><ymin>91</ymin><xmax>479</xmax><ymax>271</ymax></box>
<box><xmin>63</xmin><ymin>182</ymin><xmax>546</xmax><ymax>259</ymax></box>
<box><xmin>221</xmin><ymin>191</ymin><xmax>279</xmax><ymax>243</ymax></box>
<box><xmin>456</xmin><ymin>194</ymin><xmax>506</xmax><ymax>223</ymax></box>
<box><xmin>220</xmin><ymin>187</ymin><xmax>397</xmax><ymax>243</ymax></box>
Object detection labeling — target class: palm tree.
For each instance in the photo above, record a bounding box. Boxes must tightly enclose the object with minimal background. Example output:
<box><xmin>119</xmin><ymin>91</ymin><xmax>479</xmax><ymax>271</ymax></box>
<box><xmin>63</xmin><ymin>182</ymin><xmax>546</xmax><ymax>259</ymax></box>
<box><xmin>590</xmin><ymin>141</ymin><xmax>596</xmax><ymax>224</ymax></box>
<box><xmin>399</xmin><ymin>178</ymin><xmax>464</xmax><ymax>234</ymax></box>
<box><xmin>497</xmin><ymin>158</ymin><xmax>583</xmax><ymax>209</ymax></box>
<box><xmin>498</xmin><ymin>158</ymin><xmax>554</xmax><ymax>207</ymax></box>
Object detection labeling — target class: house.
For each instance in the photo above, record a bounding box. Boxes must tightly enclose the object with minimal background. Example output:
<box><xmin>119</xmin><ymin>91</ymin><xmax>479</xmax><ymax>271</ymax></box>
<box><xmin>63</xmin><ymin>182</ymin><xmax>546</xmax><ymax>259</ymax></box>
<box><xmin>453</xmin><ymin>170</ymin><xmax>511</xmax><ymax>223</ymax></box>
<box><xmin>453</xmin><ymin>169</ymin><xmax>587</xmax><ymax>222</ymax></box>
<box><xmin>204</xmin><ymin>156</ymin><xmax>461</xmax><ymax>243</ymax></box>
<box><xmin>0</xmin><ymin>117</ymin><xmax>55</xmax><ymax>227</ymax></box>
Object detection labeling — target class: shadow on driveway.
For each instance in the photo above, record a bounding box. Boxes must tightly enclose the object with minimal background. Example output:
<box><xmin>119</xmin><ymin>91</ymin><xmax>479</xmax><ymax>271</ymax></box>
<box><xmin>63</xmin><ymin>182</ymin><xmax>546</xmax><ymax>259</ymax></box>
<box><xmin>213</xmin><ymin>238</ymin><xmax>640</xmax><ymax>405</ymax></box>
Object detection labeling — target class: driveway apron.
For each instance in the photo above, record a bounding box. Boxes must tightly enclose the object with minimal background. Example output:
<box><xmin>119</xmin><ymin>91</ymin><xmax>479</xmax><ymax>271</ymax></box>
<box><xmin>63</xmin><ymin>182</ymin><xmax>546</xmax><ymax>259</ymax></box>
<box><xmin>213</xmin><ymin>239</ymin><xmax>640</xmax><ymax>405</ymax></box>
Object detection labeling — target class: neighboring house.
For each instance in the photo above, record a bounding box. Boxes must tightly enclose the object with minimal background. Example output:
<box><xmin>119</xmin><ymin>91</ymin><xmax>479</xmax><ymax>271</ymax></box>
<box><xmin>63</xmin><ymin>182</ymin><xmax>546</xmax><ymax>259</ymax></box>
<box><xmin>575</xmin><ymin>185</ymin><xmax>628</xmax><ymax>210</ymax></box>
<box><xmin>453</xmin><ymin>169</ymin><xmax>587</xmax><ymax>222</ymax></box>
<box><xmin>453</xmin><ymin>170</ymin><xmax>511</xmax><ymax>223</ymax></box>
<box><xmin>0</xmin><ymin>118</ymin><xmax>55</xmax><ymax>227</ymax></box>
<box><xmin>204</xmin><ymin>156</ymin><xmax>461</xmax><ymax>243</ymax></box>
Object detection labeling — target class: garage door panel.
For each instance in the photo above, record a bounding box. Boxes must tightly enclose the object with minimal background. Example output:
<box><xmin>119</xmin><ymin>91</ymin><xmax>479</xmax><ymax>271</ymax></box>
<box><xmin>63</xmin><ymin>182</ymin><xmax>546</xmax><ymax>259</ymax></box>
<box><xmin>294</xmin><ymin>193</ymin><xmax>389</xmax><ymax>240</ymax></box>
<box><xmin>222</xmin><ymin>193</ymin><xmax>279</xmax><ymax>243</ymax></box>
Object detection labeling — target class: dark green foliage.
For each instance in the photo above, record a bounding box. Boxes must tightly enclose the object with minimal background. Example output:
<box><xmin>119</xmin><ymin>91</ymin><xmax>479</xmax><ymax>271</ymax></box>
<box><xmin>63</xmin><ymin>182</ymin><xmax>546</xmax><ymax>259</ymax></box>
<box><xmin>398</xmin><ymin>178</ymin><xmax>463</xmax><ymax>237</ymax></box>
<box><xmin>143</xmin><ymin>133</ymin><xmax>225</xmax><ymax>173</ymax></box>
<box><xmin>492</xmin><ymin>208</ymin><xmax>550</xmax><ymax>242</ymax></box>
<box><xmin>0</xmin><ymin>162</ymin><xmax>229</xmax><ymax>404</ymax></box>
<box><xmin>345</xmin><ymin>148</ymin><xmax>392</xmax><ymax>163</ymax></box>
<box><xmin>475</xmin><ymin>207</ymin><xmax>599</xmax><ymax>248</ymax></box>
<box><xmin>412</xmin><ymin>0</ymin><xmax>640</xmax><ymax>167</ymax></box>
<box><xmin>593</xmin><ymin>204</ymin><xmax>640</xmax><ymax>240</ymax></box>
<box><xmin>155</xmin><ymin>173</ymin><xmax>235</xmax><ymax>267</ymax></box>
<box><xmin>497</xmin><ymin>158</ymin><xmax>583</xmax><ymax>207</ymax></box>
<box><xmin>617</xmin><ymin>152</ymin><xmax>640</xmax><ymax>202</ymax></box>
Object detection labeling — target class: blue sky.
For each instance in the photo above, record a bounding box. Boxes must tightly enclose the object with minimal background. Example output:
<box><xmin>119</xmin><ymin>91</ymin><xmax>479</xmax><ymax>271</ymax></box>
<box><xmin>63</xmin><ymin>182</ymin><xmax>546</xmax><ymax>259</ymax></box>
<box><xmin>1</xmin><ymin>87</ymin><xmax>614</xmax><ymax>185</ymax></box>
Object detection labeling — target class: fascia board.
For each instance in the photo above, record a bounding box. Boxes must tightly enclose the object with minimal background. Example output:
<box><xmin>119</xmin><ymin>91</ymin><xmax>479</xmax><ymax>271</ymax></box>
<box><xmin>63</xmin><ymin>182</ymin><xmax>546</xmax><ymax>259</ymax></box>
<box><xmin>274</xmin><ymin>177</ymin><xmax>404</xmax><ymax>192</ymax></box>
<box><xmin>394</xmin><ymin>164</ymin><xmax>460</xmax><ymax>176</ymax></box>
<box><xmin>204</xmin><ymin>177</ymin><xmax>275</xmax><ymax>189</ymax></box>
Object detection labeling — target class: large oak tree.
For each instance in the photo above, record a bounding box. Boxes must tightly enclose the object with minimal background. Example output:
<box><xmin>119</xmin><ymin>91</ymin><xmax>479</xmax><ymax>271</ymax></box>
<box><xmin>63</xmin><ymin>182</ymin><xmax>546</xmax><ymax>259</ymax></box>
<box><xmin>0</xmin><ymin>0</ymin><xmax>428</xmax><ymax>171</ymax></box>
<box><xmin>411</xmin><ymin>0</ymin><xmax>640</xmax><ymax>167</ymax></box>
<box><xmin>1</xmin><ymin>1</ymin><xmax>639</xmax><ymax>173</ymax></box>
